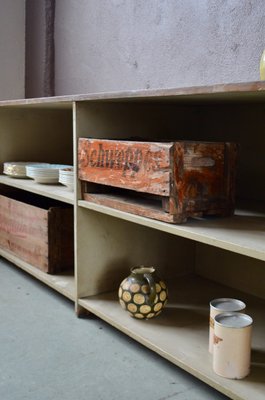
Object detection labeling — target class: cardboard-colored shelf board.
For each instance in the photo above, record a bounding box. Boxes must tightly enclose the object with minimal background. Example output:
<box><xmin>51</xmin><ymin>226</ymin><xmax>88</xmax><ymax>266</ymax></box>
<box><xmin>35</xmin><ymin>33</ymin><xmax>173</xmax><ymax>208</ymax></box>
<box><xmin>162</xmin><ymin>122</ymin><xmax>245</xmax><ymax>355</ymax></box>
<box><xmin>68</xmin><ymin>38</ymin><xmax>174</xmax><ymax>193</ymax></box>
<box><xmin>79</xmin><ymin>275</ymin><xmax>265</xmax><ymax>400</ymax></box>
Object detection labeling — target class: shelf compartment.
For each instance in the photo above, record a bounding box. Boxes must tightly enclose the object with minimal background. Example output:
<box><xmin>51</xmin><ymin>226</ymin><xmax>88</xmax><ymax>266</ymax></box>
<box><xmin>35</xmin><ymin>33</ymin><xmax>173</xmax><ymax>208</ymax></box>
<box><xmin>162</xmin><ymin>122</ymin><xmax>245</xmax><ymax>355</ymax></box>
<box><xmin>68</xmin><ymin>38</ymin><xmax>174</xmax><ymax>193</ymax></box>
<box><xmin>0</xmin><ymin>248</ymin><xmax>75</xmax><ymax>300</ymax></box>
<box><xmin>78</xmin><ymin>275</ymin><xmax>265</xmax><ymax>400</ymax></box>
<box><xmin>0</xmin><ymin>175</ymin><xmax>74</xmax><ymax>204</ymax></box>
<box><xmin>78</xmin><ymin>200</ymin><xmax>265</xmax><ymax>262</ymax></box>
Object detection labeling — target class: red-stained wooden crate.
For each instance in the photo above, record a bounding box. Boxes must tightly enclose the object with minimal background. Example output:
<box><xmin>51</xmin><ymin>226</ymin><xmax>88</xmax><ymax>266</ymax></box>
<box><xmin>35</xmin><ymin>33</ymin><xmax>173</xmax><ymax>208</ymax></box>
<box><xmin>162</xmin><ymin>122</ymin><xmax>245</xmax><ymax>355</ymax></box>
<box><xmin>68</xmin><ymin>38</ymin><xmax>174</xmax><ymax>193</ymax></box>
<box><xmin>0</xmin><ymin>188</ymin><xmax>74</xmax><ymax>273</ymax></box>
<box><xmin>78</xmin><ymin>138</ymin><xmax>238</xmax><ymax>223</ymax></box>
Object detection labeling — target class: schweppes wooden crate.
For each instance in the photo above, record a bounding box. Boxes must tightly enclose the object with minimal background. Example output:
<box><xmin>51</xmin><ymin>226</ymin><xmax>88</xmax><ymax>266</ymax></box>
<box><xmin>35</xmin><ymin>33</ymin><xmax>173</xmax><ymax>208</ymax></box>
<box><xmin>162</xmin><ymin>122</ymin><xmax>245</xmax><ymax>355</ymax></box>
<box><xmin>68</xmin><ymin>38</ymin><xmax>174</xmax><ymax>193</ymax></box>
<box><xmin>78</xmin><ymin>138</ymin><xmax>238</xmax><ymax>223</ymax></box>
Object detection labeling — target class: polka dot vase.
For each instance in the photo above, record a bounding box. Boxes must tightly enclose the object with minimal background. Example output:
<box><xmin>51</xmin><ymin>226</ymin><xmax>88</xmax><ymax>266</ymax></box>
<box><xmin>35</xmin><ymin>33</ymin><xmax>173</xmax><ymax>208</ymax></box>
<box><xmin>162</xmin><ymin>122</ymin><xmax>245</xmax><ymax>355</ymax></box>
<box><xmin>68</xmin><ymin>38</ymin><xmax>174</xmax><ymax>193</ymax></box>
<box><xmin>118</xmin><ymin>266</ymin><xmax>168</xmax><ymax>319</ymax></box>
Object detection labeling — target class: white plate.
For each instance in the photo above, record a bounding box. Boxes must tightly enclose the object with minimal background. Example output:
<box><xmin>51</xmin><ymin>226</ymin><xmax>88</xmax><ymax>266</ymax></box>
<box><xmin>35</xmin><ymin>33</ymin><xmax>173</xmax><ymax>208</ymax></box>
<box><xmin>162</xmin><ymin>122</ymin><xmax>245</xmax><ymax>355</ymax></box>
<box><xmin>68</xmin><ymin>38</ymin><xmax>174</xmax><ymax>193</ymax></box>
<box><xmin>26</xmin><ymin>164</ymin><xmax>72</xmax><ymax>183</ymax></box>
<box><xmin>28</xmin><ymin>164</ymin><xmax>71</xmax><ymax>171</ymax></box>
<box><xmin>3</xmin><ymin>162</ymin><xmax>48</xmax><ymax>178</ymax></box>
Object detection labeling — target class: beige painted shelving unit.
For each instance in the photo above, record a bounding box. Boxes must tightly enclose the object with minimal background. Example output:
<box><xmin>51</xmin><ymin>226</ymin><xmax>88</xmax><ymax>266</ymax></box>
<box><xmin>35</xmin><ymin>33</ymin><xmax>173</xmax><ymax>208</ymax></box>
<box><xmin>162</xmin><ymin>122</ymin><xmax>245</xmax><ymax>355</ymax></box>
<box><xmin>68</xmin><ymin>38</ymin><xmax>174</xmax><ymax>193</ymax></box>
<box><xmin>0</xmin><ymin>82</ymin><xmax>265</xmax><ymax>400</ymax></box>
<box><xmin>0</xmin><ymin>101</ymin><xmax>75</xmax><ymax>298</ymax></box>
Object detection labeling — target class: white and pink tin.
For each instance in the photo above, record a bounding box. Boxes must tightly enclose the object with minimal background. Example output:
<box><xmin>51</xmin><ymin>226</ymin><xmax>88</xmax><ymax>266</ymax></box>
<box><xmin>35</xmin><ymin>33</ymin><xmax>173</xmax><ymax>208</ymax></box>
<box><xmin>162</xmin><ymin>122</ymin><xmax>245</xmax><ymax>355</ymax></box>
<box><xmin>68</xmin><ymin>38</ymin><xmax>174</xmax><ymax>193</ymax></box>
<box><xmin>209</xmin><ymin>298</ymin><xmax>246</xmax><ymax>353</ymax></box>
<box><xmin>213</xmin><ymin>312</ymin><xmax>253</xmax><ymax>379</ymax></box>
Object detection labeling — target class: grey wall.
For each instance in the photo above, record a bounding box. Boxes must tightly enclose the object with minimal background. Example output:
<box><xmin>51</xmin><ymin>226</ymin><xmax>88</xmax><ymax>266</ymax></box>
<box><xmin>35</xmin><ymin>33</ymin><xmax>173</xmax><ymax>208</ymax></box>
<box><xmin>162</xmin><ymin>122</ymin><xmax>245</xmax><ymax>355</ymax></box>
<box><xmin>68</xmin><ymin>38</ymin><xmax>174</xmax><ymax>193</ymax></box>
<box><xmin>26</xmin><ymin>0</ymin><xmax>265</xmax><ymax>97</ymax></box>
<box><xmin>54</xmin><ymin>0</ymin><xmax>265</xmax><ymax>95</ymax></box>
<box><xmin>0</xmin><ymin>0</ymin><xmax>25</xmax><ymax>100</ymax></box>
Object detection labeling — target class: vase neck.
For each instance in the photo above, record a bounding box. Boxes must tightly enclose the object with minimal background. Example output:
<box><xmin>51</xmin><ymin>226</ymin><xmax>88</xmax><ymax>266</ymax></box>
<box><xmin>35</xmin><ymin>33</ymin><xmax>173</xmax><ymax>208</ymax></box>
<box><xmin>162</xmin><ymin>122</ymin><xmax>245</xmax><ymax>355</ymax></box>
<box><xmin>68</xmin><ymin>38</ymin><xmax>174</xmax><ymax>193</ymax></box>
<box><xmin>131</xmin><ymin>266</ymin><xmax>155</xmax><ymax>275</ymax></box>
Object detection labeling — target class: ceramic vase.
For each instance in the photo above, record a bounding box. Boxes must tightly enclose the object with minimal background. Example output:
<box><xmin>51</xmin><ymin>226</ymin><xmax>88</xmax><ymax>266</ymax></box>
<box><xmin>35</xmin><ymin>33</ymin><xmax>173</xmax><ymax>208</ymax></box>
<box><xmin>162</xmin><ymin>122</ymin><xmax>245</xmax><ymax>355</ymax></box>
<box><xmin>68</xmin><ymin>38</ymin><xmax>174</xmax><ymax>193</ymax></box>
<box><xmin>118</xmin><ymin>266</ymin><xmax>168</xmax><ymax>319</ymax></box>
<box><xmin>260</xmin><ymin>49</ymin><xmax>265</xmax><ymax>80</ymax></box>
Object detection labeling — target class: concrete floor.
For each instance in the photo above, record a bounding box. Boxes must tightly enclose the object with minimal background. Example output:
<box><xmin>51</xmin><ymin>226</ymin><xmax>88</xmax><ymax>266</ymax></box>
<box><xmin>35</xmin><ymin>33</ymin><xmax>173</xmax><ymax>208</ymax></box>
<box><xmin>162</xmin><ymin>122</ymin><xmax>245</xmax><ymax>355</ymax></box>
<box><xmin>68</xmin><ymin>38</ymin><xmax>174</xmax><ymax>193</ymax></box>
<box><xmin>0</xmin><ymin>258</ymin><xmax>229</xmax><ymax>400</ymax></box>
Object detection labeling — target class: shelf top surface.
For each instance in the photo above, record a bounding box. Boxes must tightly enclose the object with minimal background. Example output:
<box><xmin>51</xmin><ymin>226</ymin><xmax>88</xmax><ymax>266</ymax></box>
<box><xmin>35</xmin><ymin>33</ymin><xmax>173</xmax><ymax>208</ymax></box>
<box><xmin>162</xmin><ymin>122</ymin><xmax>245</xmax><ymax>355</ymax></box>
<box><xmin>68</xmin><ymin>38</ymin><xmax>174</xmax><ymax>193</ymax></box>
<box><xmin>2</xmin><ymin>81</ymin><xmax>265</xmax><ymax>108</ymax></box>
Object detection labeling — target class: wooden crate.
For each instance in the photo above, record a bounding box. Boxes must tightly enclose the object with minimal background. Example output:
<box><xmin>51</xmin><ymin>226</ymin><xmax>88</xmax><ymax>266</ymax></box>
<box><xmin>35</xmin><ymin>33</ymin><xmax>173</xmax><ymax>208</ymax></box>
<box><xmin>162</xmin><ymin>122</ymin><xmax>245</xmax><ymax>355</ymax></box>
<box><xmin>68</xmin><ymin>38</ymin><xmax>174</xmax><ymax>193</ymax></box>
<box><xmin>78</xmin><ymin>138</ymin><xmax>238</xmax><ymax>223</ymax></box>
<box><xmin>0</xmin><ymin>188</ymin><xmax>74</xmax><ymax>273</ymax></box>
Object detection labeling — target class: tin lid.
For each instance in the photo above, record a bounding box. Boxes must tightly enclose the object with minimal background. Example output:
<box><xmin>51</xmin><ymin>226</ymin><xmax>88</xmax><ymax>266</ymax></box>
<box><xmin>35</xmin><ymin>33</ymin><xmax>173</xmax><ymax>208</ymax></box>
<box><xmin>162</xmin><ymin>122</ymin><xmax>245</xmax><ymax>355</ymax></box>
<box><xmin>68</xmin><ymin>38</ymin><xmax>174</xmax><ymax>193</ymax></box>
<box><xmin>210</xmin><ymin>298</ymin><xmax>246</xmax><ymax>312</ymax></box>
<box><xmin>215</xmin><ymin>312</ymin><xmax>253</xmax><ymax>328</ymax></box>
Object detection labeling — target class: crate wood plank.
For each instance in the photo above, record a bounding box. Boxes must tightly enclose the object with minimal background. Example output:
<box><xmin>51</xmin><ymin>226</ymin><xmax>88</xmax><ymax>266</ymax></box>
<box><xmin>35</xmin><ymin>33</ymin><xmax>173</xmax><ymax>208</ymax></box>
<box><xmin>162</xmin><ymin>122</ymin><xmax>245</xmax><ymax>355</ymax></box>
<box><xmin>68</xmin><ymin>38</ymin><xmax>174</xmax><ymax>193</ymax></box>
<box><xmin>172</xmin><ymin>141</ymin><xmax>237</xmax><ymax>216</ymax></box>
<box><xmin>0</xmin><ymin>194</ymin><xmax>49</xmax><ymax>270</ymax></box>
<box><xmin>78</xmin><ymin>139</ymin><xmax>172</xmax><ymax>196</ymax></box>
<box><xmin>83</xmin><ymin>193</ymin><xmax>176</xmax><ymax>223</ymax></box>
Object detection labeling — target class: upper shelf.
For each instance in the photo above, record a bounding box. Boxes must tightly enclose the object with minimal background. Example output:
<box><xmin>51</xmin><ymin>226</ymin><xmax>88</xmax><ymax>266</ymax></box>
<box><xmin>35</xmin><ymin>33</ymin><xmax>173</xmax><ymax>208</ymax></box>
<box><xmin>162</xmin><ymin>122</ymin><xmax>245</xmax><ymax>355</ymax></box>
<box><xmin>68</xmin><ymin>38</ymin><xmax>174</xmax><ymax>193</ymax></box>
<box><xmin>78</xmin><ymin>200</ymin><xmax>265</xmax><ymax>261</ymax></box>
<box><xmin>2</xmin><ymin>81</ymin><xmax>265</xmax><ymax>108</ymax></box>
<box><xmin>0</xmin><ymin>175</ymin><xmax>74</xmax><ymax>205</ymax></box>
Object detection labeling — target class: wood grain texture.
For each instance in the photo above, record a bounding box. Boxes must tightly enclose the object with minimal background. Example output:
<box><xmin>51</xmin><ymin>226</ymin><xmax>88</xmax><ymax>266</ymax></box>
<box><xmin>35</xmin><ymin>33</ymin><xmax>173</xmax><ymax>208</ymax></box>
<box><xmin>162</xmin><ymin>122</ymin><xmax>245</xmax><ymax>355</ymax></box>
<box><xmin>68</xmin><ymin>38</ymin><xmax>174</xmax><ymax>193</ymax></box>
<box><xmin>173</xmin><ymin>141</ymin><xmax>238</xmax><ymax>217</ymax></box>
<box><xmin>83</xmin><ymin>193</ymin><xmax>176</xmax><ymax>223</ymax></box>
<box><xmin>0</xmin><ymin>193</ymin><xmax>74</xmax><ymax>273</ymax></box>
<box><xmin>79</xmin><ymin>139</ymin><xmax>238</xmax><ymax>223</ymax></box>
<box><xmin>0</xmin><ymin>194</ymin><xmax>49</xmax><ymax>270</ymax></box>
<box><xmin>79</xmin><ymin>138</ymin><xmax>172</xmax><ymax>196</ymax></box>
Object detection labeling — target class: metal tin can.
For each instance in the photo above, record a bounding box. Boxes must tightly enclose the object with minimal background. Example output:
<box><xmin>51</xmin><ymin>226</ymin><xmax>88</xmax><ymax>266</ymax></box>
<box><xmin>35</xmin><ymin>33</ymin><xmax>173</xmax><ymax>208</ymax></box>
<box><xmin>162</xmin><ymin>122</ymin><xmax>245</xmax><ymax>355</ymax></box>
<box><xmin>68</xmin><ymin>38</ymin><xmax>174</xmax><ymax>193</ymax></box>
<box><xmin>213</xmin><ymin>312</ymin><xmax>253</xmax><ymax>379</ymax></box>
<box><xmin>209</xmin><ymin>298</ymin><xmax>246</xmax><ymax>353</ymax></box>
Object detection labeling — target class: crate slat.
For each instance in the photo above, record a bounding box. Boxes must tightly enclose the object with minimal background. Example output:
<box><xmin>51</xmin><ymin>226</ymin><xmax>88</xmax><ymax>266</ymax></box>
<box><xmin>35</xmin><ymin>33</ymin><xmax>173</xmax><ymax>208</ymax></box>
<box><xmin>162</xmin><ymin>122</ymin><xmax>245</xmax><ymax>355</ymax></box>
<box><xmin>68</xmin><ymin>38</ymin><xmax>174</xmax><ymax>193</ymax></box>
<box><xmin>78</xmin><ymin>138</ymin><xmax>172</xmax><ymax>196</ymax></box>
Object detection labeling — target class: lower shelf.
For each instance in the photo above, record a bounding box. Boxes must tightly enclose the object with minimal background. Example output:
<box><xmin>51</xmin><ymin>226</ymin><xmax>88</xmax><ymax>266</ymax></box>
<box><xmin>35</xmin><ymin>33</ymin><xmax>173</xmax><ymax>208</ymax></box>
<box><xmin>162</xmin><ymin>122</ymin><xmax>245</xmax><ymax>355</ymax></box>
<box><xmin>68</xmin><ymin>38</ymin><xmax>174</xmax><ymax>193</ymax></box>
<box><xmin>78</xmin><ymin>275</ymin><xmax>265</xmax><ymax>400</ymax></box>
<box><xmin>0</xmin><ymin>248</ymin><xmax>75</xmax><ymax>301</ymax></box>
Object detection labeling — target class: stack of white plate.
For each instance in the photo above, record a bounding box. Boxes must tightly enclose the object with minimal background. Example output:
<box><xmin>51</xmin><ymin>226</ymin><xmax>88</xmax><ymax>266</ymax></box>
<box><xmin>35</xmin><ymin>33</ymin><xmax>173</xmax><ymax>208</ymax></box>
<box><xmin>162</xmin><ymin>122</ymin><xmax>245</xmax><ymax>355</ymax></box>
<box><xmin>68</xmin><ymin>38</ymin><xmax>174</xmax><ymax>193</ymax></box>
<box><xmin>3</xmin><ymin>162</ymin><xmax>48</xmax><ymax>178</ymax></box>
<box><xmin>59</xmin><ymin>167</ymin><xmax>74</xmax><ymax>191</ymax></box>
<box><xmin>26</xmin><ymin>164</ymin><xmax>72</xmax><ymax>184</ymax></box>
